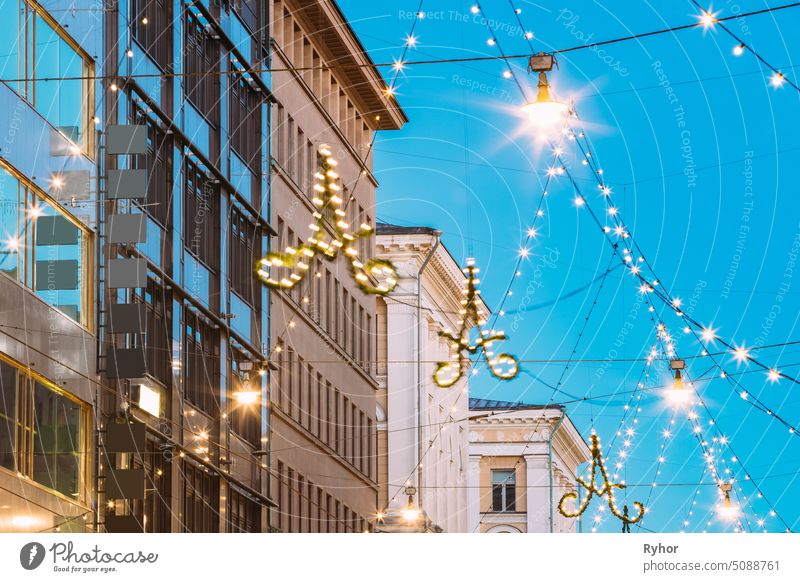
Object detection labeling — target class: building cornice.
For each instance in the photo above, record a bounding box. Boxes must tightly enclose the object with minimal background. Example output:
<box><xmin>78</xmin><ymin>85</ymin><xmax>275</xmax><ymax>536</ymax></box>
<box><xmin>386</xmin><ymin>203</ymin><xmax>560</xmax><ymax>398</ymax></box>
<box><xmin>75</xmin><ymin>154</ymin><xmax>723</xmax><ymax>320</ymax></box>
<box><xmin>376</xmin><ymin>233</ymin><xmax>491</xmax><ymax>326</ymax></box>
<box><xmin>287</xmin><ymin>0</ymin><xmax>408</xmax><ymax>130</ymax></box>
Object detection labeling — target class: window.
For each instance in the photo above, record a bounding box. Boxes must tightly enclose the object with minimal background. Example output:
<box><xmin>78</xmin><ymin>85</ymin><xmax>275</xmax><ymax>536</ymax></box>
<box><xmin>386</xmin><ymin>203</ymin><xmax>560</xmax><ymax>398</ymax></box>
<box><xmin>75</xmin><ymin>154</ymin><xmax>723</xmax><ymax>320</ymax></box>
<box><xmin>230</xmin><ymin>352</ymin><xmax>260</xmax><ymax>445</ymax></box>
<box><xmin>228</xmin><ymin>488</ymin><xmax>260</xmax><ymax>532</ymax></box>
<box><xmin>231</xmin><ymin>0</ymin><xmax>260</xmax><ymax>35</ymax></box>
<box><xmin>183</xmin><ymin>460</ymin><xmax>219</xmax><ymax>532</ymax></box>
<box><xmin>491</xmin><ymin>469</ymin><xmax>516</xmax><ymax>512</ymax></box>
<box><xmin>0</xmin><ymin>360</ymin><xmax>15</xmax><ymax>471</ymax></box>
<box><xmin>184</xmin><ymin>308</ymin><xmax>218</xmax><ymax>414</ymax></box>
<box><xmin>185</xmin><ymin>11</ymin><xmax>218</xmax><ymax>122</ymax></box>
<box><xmin>131</xmin><ymin>101</ymin><xmax>172</xmax><ymax>227</ymax></box>
<box><xmin>0</xmin><ymin>1</ymin><xmax>92</xmax><ymax>149</ymax></box>
<box><xmin>130</xmin><ymin>438</ymin><xmax>171</xmax><ymax>532</ymax></box>
<box><xmin>132</xmin><ymin>278</ymin><xmax>170</xmax><ymax>386</ymax></box>
<box><xmin>0</xmin><ymin>165</ymin><xmax>91</xmax><ymax>327</ymax></box>
<box><xmin>131</xmin><ymin>0</ymin><xmax>169</xmax><ymax>69</ymax></box>
<box><xmin>230</xmin><ymin>207</ymin><xmax>259</xmax><ymax>306</ymax></box>
<box><xmin>229</xmin><ymin>69</ymin><xmax>261</xmax><ymax>169</ymax></box>
<box><xmin>32</xmin><ymin>380</ymin><xmax>84</xmax><ymax>497</ymax></box>
<box><xmin>0</xmin><ymin>354</ymin><xmax>88</xmax><ymax>499</ymax></box>
<box><xmin>185</xmin><ymin>159</ymin><xmax>218</xmax><ymax>269</ymax></box>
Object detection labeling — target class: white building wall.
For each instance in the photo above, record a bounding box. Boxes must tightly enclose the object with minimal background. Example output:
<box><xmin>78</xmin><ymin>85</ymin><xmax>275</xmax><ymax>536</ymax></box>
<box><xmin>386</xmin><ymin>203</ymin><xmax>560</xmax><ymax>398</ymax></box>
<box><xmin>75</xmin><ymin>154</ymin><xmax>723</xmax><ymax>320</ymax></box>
<box><xmin>377</xmin><ymin>232</ymin><xmax>474</xmax><ymax>532</ymax></box>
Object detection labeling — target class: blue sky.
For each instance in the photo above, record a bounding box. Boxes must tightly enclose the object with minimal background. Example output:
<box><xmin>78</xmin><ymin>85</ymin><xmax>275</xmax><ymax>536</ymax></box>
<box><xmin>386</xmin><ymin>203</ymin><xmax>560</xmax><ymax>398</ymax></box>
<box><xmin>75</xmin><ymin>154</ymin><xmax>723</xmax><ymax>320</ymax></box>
<box><xmin>338</xmin><ymin>1</ymin><xmax>800</xmax><ymax>532</ymax></box>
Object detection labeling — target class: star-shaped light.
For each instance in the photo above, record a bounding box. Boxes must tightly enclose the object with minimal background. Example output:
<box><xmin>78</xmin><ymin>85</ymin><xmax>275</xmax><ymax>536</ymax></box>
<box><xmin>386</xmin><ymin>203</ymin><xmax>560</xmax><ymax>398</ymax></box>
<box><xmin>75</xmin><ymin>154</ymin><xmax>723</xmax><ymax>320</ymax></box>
<box><xmin>733</xmin><ymin>345</ymin><xmax>750</xmax><ymax>363</ymax></box>
<box><xmin>701</xmin><ymin>326</ymin><xmax>717</xmax><ymax>342</ymax></box>
<box><xmin>698</xmin><ymin>8</ymin><xmax>718</xmax><ymax>29</ymax></box>
<box><xmin>770</xmin><ymin>72</ymin><xmax>786</xmax><ymax>88</ymax></box>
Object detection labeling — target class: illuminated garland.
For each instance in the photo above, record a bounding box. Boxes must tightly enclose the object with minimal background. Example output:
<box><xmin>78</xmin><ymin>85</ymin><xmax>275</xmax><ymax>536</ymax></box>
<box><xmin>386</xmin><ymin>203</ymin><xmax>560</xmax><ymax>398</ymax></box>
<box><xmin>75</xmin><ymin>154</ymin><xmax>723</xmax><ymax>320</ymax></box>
<box><xmin>257</xmin><ymin>144</ymin><xmax>398</xmax><ymax>296</ymax></box>
<box><xmin>559</xmin><ymin>434</ymin><xmax>645</xmax><ymax>526</ymax></box>
<box><xmin>434</xmin><ymin>259</ymin><xmax>519</xmax><ymax>387</ymax></box>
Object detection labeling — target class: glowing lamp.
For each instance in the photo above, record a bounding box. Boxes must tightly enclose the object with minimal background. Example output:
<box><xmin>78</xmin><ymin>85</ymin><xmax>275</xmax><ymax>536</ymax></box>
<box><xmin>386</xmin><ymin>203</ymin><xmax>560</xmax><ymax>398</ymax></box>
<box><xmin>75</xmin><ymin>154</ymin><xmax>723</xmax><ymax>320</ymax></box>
<box><xmin>401</xmin><ymin>487</ymin><xmax>422</xmax><ymax>523</ymax></box>
<box><xmin>521</xmin><ymin>71</ymin><xmax>569</xmax><ymax>128</ymax></box>
<box><xmin>234</xmin><ymin>376</ymin><xmax>260</xmax><ymax>405</ymax></box>
<box><xmin>137</xmin><ymin>384</ymin><xmax>161</xmax><ymax>417</ymax></box>
<box><xmin>716</xmin><ymin>484</ymin><xmax>740</xmax><ymax>521</ymax></box>
<box><xmin>665</xmin><ymin>358</ymin><xmax>691</xmax><ymax>407</ymax></box>
<box><xmin>234</xmin><ymin>389</ymin><xmax>260</xmax><ymax>405</ymax></box>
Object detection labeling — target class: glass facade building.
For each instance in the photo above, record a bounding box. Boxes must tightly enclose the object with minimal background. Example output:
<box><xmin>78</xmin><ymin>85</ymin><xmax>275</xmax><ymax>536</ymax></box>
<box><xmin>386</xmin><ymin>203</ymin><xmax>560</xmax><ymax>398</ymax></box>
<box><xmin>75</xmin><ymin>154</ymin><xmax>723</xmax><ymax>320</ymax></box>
<box><xmin>0</xmin><ymin>0</ymin><xmax>404</xmax><ymax>533</ymax></box>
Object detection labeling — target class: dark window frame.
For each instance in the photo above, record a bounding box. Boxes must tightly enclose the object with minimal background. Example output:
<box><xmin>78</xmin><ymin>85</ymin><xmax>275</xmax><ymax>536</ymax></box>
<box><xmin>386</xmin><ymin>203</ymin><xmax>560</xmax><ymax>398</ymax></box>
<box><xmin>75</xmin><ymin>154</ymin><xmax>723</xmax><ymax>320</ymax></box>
<box><xmin>131</xmin><ymin>100</ymin><xmax>173</xmax><ymax>228</ymax></box>
<box><xmin>229</xmin><ymin>206</ymin><xmax>260</xmax><ymax>307</ymax></box>
<box><xmin>182</xmin><ymin>459</ymin><xmax>219</xmax><ymax>532</ymax></box>
<box><xmin>184</xmin><ymin>307</ymin><xmax>219</xmax><ymax>415</ymax></box>
<box><xmin>131</xmin><ymin>0</ymin><xmax>170</xmax><ymax>70</ymax></box>
<box><xmin>491</xmin><ymin>469</ymin><xmax>517</xmax><ymax>512</ymax></box>
<box><xmin>184</xmin><ymin>10</ymin><xmax>219</xmax><ymax>124</ymax></box>
<box><xmin>184</xmin><ymin>158</ymin><xmax>219</xmax><ymax>271</ymax></box>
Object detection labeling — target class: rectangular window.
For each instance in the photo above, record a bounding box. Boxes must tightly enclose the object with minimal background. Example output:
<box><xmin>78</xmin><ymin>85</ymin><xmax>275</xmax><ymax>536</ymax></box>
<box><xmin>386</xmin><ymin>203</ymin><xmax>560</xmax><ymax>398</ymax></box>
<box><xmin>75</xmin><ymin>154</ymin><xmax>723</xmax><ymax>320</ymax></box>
<box><xmin>312</xmin><ymin>372</ymin><xmax>322</xmax><ymax>438</ymax></box>
<box><xmin>367</xmin><ymin>417</ymin><xmax>373</xmax><ymax>479</ymax></box>
<box><xmin>0</xmin><ymin>165</ymin><xmax>91</xmax><ymax>327</ymax></box>
<box><xmin>228</xmin><ymin>487</ymin><xmax>260</xmax><ymax>532</ymax></box>
<box><xmin>330</xmin><ymin>387</ymin><xmax>339</xmax><ymax>453</ymax></box>
<box><xmin>32</xmin><ymin>379</ymin><xmax>84</xmax><ymax>497</ymax></box>
<box><xmin>130</xmin><ymin>437</ymin><xmax>171</xmax><ymax>532</ymax></box>
<box><xmin>132</xmin><ymin>278</ymin><xmax>170</xmax><ymax>386</ymax></box>
<box><xmin>0</xmin><ymin>354</ymin><xmax>88</xmax><ymax>499</ymax></box>
<box><xmin>231</xmin><ymin>0</ymin><xmax>260</xmax><ymax>35</ymax></box>
<box><xmin>293</xmin><ymin>356</ymin><xmax>302</xmax><ymax>422</ymax></box>
<box><xmin>366</xmin><ymin>314</ymin><xmax>373</xmax><ymax>376</ymax></box>
<box><xmin>231</xmin><ymin>352</ymin><xmax>260</xmax><ymax>445</ymax></box>
<box><xmin>183</xmin><ymin>460</ymin><xmax>219</xmax><ymax>532</ymax></box>
<box><xmin>185</xmin><ymin>159</ymin><xmax>218</xmax><ymax>269</ymax></box>
<box><xmin>131</xmin><ymin>101</ymin><xmax>172</xmax><ymax>227</ymax></box>
<box><xmin>230</xmin><ymin>207</ymin><xmax>259</xmax><ymax>307</ymax></box>
<box><xmin>491</xmin><ymin>469</ymin><xmax>517</xmax><ymax>512</ymax></box>
<box><xmin>184</xmin><ymin>308</ymin><xmax>218</xmax><ymax>414</ymax></box>
<box><xmin>0</xmin><ymin>359</ymin><xmax>15</xmax><ymax>471</ymax></box>
<box><xmin>283</xmin><ymin>348</ymin><xmax>293</xmax><ymax>414</ymax></box>
<box><xmin>0</xmin><ymin>1</ymin><xmax>92</xmax><ymax>149</ymax></box>
<box><xmin>131</xmin><ymin>0</ymin><xmax>169</xmax><ymax>69</ymax></box>
<box><xmin>229</xmin><ymin>68</ymin><xmax>261</xmax><ymax>169</ymax></box>
<box><xmin>184</xmin><ymin>11</ymin><xmax>218</xmax><ymax>123</ymax></box>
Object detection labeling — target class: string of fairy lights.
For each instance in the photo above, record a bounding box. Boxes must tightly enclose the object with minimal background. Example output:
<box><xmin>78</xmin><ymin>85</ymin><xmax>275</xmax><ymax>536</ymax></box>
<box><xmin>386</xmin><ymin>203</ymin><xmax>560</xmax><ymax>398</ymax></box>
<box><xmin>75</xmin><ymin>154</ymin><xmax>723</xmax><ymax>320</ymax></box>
<box><xmin>9</xmin><ymin>0</ymin><xmax>800</xmax><ymax>533</ymax></box>
<box><xmin>452</xmin><ymin>0</ymin><xmax>800</xmax><ymax>532</ymax></box>
<box><xmin>573</xmin><ymin>120</ymin><xmax>796</xmax><ymax>532</ymax></box>
<box><xmin>556</xmin><ymin>134</ymin><xmax>793</xmax><ymax>532</ymax></box>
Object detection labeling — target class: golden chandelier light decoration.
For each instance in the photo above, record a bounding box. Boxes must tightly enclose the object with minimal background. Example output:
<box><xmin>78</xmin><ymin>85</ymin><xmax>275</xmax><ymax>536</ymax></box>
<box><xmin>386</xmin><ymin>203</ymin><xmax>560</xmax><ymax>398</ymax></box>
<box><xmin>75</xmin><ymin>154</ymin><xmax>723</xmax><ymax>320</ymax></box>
<box><xmin>257</xmin><ymin>144</ymin><xmax>398</xmax><ymax>296</ymax></box>
<box><xmin>434</xmin><ymin>259</ymin><xmax>519</xmax><ymax>387</ymax></box>
<box><xmin>558</xmin><ymin>433</ymin><xmax>645</xmax><ymax>526</ymax></box>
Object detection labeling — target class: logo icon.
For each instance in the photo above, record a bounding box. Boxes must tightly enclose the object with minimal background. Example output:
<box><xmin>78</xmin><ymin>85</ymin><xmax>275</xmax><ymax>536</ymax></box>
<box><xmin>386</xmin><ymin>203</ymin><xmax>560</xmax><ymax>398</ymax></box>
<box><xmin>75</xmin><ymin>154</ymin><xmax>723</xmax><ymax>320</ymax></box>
<box><xmin>19</xmin><ymin>542</ymin><xmax>46</xmax><ymax>570</ymax></box>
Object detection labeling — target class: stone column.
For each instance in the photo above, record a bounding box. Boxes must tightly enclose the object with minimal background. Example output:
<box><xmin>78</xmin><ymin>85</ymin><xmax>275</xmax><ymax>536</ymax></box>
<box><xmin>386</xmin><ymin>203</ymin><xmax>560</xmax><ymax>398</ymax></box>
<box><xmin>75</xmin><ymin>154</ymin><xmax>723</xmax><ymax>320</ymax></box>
<box><xmin>467</xmin><ymin>455</ymin><xmax>481</xmax><ymax>532</ymax></box>
<box><xmin>385</xmin><ymin>299</ymin><xmax>418</xmax><ymax>508</ymax></box>
<box><xmin>524</xmin><ymin>454</ymin><xmax>550</xmax><ymax>533</ymax></box>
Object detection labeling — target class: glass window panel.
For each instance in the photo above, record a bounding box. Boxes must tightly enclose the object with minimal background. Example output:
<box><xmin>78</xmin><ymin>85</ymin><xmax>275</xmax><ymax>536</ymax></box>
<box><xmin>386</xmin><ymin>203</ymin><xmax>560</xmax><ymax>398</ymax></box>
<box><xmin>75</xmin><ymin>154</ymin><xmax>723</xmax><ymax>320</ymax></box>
<box><xmin>0</xmin><ymin>359</ymin><xmax>16</xmax><ymax>471</ymax></box>
<box><xmin>31</xmin><ymin>196</ymin><xmax>87</xmax><ymax>325</ymax></box>
<box><xmin>32</xmin><ymin>381</ymin><xmax>83</xmax><ymax>498</ymax></box>
<box><xmin>492</xmin><ymin>469</ymin><xmax>515</xmax><ymax>484</ymax></box>
<box><xmin>0</xmin><ymin>1</ymin><xmax>20</xmax><ymax>93</ymax></box>
<box><xmin>34</xmin><ymin>14</ymin><xmax>84</xmax><ymax>145</ymax></box>
<box><xmin>0</xmin><ymin>169</ymin><xmax>20</xmax><ymax>280</ymax></box>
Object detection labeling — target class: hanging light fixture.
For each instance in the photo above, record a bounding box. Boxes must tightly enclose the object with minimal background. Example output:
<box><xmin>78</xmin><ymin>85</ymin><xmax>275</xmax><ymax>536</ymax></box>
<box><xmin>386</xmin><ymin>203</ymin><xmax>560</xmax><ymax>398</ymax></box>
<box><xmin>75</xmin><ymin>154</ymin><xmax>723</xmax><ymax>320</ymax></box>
<box><xmin>233</xmin><ymin>372</ymin><xmax>260</xmax><ymax>405</ymax></box>
<box><xmin>521</xmin><ymin>53</ymin><xmax>570</xmax><ymax>128</ymax></box>
<box><xmin>665</xmin><ymin>358</ymin><xmax>692</xmax><ymax>407</ymax></box>
<box><xmin>400</xmin><ymin>486</ymin><xmax>422</xmax><ymax>523</ymax></box>
<box><xmin>716</xmin><ymin>483</ymin><xmax>740</xmax><ymax>521</ymax></box>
